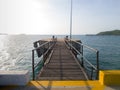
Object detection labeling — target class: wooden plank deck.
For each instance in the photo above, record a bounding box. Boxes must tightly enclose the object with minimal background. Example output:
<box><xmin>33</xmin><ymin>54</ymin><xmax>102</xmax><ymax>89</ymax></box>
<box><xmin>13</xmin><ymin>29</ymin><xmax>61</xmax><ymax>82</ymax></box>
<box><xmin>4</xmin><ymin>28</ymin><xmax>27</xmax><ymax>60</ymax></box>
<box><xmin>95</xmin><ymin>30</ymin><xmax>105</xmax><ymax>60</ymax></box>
<box><xmin>37</xmin><ymin>40</ymin><xmax>87</xmax><ymax>80</ymax></box>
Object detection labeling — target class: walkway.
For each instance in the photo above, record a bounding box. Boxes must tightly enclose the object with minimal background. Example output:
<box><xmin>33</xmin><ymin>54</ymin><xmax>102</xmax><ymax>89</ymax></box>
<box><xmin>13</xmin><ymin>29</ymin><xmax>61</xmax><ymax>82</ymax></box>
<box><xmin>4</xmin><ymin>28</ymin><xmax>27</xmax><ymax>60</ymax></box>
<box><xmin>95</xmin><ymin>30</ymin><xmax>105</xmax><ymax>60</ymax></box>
<box><xmin>37</xmin><ymin>39</ymin><xmax>87</xmax><ymax>80</ymax></box>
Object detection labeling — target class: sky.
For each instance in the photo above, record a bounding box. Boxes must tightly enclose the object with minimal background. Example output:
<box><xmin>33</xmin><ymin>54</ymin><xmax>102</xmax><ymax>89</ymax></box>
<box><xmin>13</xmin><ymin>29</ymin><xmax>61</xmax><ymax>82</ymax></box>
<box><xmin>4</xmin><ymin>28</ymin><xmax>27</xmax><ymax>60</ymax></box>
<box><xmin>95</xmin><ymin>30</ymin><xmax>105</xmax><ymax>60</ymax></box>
<box><xmin>0</xmin><ymin>0</ymin><xmax>120</xmax><ymax>35</ymax></box>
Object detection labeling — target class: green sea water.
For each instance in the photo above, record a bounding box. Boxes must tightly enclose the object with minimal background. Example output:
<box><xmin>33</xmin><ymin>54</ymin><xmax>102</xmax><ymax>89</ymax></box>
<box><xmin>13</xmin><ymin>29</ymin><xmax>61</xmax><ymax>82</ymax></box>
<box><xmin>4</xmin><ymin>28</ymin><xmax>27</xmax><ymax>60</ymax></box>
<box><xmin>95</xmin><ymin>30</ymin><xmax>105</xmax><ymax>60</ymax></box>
<box><xmin>0</xmin><ymin>35</ymin><xmax>120</xmax><ymax>77</ymax></box>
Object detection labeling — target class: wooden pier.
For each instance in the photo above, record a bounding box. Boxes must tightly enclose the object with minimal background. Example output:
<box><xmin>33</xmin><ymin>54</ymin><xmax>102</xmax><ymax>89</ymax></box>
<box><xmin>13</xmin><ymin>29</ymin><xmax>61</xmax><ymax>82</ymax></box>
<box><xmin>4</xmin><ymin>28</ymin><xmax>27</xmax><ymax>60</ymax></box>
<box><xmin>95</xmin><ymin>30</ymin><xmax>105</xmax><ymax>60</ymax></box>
<box><xmin>37</xmin><ymin>39</ymin><xmax>88</xmax><ymax>80</ymax></box>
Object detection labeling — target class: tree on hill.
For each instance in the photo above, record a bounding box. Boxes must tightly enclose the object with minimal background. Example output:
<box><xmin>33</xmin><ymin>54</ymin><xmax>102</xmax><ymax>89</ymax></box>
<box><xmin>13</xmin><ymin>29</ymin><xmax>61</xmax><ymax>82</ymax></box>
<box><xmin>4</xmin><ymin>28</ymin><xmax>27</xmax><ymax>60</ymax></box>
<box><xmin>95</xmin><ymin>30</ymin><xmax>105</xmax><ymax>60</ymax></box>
<box><xmin>97</xmin><ymin>30</ymin><xmax>120</xmax><ymax>35</ymax></box>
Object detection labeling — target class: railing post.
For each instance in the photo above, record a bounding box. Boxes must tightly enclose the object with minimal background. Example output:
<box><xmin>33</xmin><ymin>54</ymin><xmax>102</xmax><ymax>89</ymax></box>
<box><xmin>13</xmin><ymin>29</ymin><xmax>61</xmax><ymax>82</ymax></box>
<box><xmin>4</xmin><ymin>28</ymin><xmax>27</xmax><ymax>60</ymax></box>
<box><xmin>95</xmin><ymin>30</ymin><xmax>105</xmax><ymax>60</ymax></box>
<box><xmin>96</xmin><ymin>51</ymin><xmax>99</xmax><ymax>80</ymax></box>
<box><xmin>43</xmin><ymin>45</ymin><xmax>45</xmax><ymax>65</ymax></box>
<box><xmin>81</xmin><ymin>45</ymin><xmax>84</xmax><ymax>67</ymax></box>
<box><xmin>70</xmin><ymin>39</ymin><xmax>72</xmax><ymax>50</ymax></box>
<box><xmin>32</xmin><ymin>50</ymin><xmax>35</xmax><ymax>80</ymax></box>
<box><xmin>90</xmin><ymin>67</ymin><xmax>93</xmax><ymax>80</ymax></box>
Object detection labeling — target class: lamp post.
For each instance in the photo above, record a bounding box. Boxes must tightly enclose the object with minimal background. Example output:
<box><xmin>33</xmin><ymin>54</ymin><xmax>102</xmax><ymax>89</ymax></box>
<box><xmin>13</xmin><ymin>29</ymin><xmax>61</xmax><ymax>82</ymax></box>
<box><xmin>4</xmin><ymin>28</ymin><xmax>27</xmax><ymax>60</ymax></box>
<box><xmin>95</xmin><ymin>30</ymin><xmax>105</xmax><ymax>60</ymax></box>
<box><xmin>70</xmin><ymin>0</ymin><xmax>72</xmax><ymax>40</ymax></box>
<box><xmin>70</xmin><ymin>0</ymin><xmax>72</xmax><ymax>49</ymax></box>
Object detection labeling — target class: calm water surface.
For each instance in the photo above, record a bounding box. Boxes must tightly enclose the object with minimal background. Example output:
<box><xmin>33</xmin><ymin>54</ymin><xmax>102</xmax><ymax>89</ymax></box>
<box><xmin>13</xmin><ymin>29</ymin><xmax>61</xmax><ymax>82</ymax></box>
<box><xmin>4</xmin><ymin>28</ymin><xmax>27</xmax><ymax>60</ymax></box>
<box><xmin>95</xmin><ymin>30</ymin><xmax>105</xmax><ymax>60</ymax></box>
<box><xmin>0</xmin><ymin>35</ymin><xmax>120</xmax><ymax>76</ymax></box>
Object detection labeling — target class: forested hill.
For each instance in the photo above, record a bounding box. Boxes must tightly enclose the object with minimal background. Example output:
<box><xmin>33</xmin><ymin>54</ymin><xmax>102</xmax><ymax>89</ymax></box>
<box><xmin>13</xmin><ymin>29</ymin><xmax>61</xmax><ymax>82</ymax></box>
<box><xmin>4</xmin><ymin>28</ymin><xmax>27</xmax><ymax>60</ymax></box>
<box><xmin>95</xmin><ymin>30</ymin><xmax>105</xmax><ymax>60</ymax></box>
<box><xmin>97</xmin><ymin>30</ymin><xmax>120</xmax><ymax>35</ymax></box>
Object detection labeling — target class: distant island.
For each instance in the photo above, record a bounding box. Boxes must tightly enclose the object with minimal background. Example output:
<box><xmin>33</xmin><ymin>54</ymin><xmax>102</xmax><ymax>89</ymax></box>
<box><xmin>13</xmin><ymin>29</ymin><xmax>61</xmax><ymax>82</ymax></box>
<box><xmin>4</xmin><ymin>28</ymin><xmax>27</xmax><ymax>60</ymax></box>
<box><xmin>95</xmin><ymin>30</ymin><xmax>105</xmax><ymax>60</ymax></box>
<box><xmin>97</xmin><ymin>30</ymin><xmax>120</xmax><ymax>35</ymax></box>
<box><xmin>0</xmin><ymin>33</ymin><xmax>8</xmax><ymax>35</ymax></box>
<box><xmin>85</xmin><ymin>34</ymin><xmax>96</xmax><ymax>36</ymax></box>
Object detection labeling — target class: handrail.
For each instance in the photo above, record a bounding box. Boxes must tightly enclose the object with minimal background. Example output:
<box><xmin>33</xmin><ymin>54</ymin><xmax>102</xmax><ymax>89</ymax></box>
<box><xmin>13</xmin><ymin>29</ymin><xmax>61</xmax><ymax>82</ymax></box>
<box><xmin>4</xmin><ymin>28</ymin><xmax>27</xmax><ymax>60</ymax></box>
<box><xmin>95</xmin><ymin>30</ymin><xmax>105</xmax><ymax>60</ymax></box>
<box><xmin>32</xmin><ymin>39</ymin><xmax>56</xmax><ymax>80</ymax></box>
<box><xmin>33</xmin><ymin>41</ymin><xmax>49</xmax><ymax>51</ymax></box>
<box><xmin>83</xmin><ymin>44</ymin><xmax>98</xmax><ymax>53</ymax></box>
<box><xmin>70</xmin><ymin>39</ymin><xmax>98</xmax><ymax>52</ymax></box>
<box><xmin>67</xmin><ymin>42</ymin><xmax>97</xmax><ymax>70</ymax></box>
<box><xmin>65</xmin><ymin>39</ymin><xmax>99</xmax><ymax>80</ymax></box>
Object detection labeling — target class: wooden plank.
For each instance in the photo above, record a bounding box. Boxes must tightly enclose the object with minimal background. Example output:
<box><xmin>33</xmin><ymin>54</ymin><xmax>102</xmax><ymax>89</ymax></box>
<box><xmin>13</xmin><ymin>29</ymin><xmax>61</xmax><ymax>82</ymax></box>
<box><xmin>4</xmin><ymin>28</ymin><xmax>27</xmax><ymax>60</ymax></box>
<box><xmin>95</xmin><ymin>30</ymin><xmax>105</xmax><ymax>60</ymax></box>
<box><xmin>37</xmin><ymin>40</ymin><xmax>87</xmax><ymax>80</ymax></box>
<box><xmin>38</xmin><ymin>77</ymin><xmax>86</xmax><ymax>80</ymax></box>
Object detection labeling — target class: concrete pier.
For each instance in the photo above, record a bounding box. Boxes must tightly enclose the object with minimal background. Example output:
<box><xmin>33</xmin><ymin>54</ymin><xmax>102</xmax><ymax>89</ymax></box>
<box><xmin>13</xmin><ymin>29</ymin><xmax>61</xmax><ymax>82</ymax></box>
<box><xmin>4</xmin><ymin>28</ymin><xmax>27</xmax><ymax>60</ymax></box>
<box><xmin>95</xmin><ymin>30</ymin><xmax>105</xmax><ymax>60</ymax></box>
<box><xmin>0</xmin><ymin>70</ymin><xmax>29</xmax><ymax>86</ymax></box>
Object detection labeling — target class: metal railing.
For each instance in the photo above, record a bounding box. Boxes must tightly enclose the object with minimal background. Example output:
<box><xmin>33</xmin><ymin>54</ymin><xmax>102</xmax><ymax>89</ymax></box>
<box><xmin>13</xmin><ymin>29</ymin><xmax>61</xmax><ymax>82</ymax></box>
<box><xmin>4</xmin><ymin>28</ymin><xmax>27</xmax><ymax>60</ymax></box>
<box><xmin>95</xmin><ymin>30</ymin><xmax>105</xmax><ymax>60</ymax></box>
<box><xmin>32</xmin><ymin>39</ymin><xmax>56</xmax><ymax>80</ymax></box>
<box><xmin>65</xmin><ymin>39</ymin><xmax>99</xmax><ymax>80</ymax></box>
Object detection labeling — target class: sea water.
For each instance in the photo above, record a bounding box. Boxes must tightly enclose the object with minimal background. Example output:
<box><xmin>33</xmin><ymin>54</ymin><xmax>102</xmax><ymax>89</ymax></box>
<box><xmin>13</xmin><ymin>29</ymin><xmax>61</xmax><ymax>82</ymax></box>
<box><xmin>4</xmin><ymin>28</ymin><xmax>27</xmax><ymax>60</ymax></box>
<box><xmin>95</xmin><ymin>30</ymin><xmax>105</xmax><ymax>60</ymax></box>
<box><xmin>0</xmin><ymin>35</ymin><xmax>120</xmax><ymax>77</ymax></box>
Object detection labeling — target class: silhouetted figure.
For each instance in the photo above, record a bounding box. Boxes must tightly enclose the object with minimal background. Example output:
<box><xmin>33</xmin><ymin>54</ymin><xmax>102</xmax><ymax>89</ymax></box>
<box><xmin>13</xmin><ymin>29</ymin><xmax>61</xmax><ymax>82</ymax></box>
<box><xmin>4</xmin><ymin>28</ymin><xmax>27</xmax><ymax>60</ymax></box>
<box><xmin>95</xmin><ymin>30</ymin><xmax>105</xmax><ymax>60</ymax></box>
<box><xmin>65</xmin><ymin>36</ymin><xmax>68</xmax><ymax>40</ymax></box>
<box><xmin>52</xmin><ymin>36</ymin><xmax>55</xmax><ymax>39</ymax></box>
